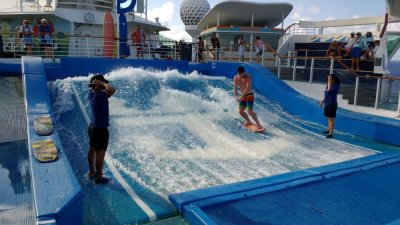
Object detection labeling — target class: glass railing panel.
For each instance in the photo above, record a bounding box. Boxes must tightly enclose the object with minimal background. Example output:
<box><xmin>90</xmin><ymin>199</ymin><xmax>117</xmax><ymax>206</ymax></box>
<box><xmin>294</xmin><ymin>68</ymin><xmax>311</xmax><ymax>82</ymax></box>
<box><xmin>355</xmin><ymin>77</ymin><xmax>379</xmax><ymax>107</ymax></box>
<box><xmin>378</xmin><ymin>79</ymin><xmax>400</xmax><ymax>111</ymax></box>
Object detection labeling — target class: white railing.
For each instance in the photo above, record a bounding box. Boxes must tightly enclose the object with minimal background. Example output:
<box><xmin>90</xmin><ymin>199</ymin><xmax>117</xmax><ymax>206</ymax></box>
<box><xmin>275</xmin><ymin>53</ymin><xmax>400</xmax><ymax>113</ymax></box>
<box><xmin>2</xmin><ymin>32</ymin><xmax>399</xmax><ymax>113</ymax></box>
<box><xmin>1</xmin><ymin>33</ymin><xmax>181</xmax><ymax>60</ymax></box>
<box><xmin>1</xmin><ymin>33</ymin><xmax>278</xmax><ymax>65</ymax></box>
<box><xmin>278</xmin><ymin>23</ymin><xmax>317</xmax><ymax>50</ymax></box>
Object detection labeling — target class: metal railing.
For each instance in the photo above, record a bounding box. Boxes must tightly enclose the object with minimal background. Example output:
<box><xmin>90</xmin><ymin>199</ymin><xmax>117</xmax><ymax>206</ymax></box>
<box><xmin>2</xmin><ymin>32</ymin><xmax>399</xmax><ymax>115</ymax></box>
<box><xmin>192</xmin><ymin>42</ymin><xmax>278</xmax><ymax>67</ymax></box>
<box><xmin>1</xmin><ymin>33</ymin><xmax>278</xmax><ymax>65</ymax></box>
<box><xmin>1</xmin><ymin>33</ymin><xmax>182</xmax><ymax>60</ymax></box>
<box><xmin>278</xmin><ymin>23</ymin><xmax>317</xmax><ymax>50</ymax></box>
<box><xmin>275</xmin><ymin>52</ymin><xmax>400</xmax><ymax>114</ymax></box>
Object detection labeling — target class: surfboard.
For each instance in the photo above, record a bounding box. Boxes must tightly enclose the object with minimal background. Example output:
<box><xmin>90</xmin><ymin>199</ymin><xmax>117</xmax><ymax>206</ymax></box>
<box><xmin>32</xmin><ymin>139</ymin><xmax>58</xmax><ymax>163</ymax></box>
<box><xmin>34</xmin><ymin>114</ymin><xmax>53</xmax><ymax>136</ymax></box>
<box><xmin>103</xmin><ymin>12</ymin><xmax>115</xmax><ymax>58</ymax></box>
<box><xmin>243</xmin><ymin>123</ymin><xmax>265</xmax><ymax>133</ymax></box>
<box><xmin>119</xmin><ymin>14</ymin><xmax>130</xmax><ymax>58</ymax></box>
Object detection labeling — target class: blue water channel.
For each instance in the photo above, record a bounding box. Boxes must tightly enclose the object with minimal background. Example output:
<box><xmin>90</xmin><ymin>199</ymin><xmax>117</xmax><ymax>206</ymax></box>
<box><xmin>48</xmin><ymin>67</ymin><xmax>398</xmax><ymax>225</ymax></box>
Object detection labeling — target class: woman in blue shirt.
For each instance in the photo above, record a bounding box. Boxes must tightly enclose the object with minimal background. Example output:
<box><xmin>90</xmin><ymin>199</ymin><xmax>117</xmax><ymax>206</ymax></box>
<box><xmin>320</xmin><ymin>74</ymin><xmax>341</xmax><ymax>138</ymax></box>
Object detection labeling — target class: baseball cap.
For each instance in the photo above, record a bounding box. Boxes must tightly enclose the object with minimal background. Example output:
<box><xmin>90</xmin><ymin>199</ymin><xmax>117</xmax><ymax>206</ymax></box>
<box><xmin>88</xmin><ymin>74</ymin><xmax>109</xmax><ymax>87</ymax></box>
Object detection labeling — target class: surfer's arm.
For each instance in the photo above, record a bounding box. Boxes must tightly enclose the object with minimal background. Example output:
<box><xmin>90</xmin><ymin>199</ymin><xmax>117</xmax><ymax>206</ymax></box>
<box><xmin>239</xmin><ymin>76</ymin><xmax>251</xmax><ymax>99</ymax></box>
<box><xmin>233</xmin><ymin>76</ymin><xmax>238</xmax><ymax>98</ymax></box>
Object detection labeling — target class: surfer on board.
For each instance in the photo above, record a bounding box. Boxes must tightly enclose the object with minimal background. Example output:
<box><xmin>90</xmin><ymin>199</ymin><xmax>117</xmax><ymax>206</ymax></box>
<box><xmin>233</xmin><ymin>66</ymin><xmax>263</xmax><ymax>131</ymax></box>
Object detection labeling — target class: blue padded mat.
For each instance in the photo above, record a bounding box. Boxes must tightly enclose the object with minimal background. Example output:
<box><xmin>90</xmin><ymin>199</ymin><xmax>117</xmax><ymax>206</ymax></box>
<box><xmin>202</xmin><ymin>161</ymin><xmax>400</xmax><ymax>225</ymax></box>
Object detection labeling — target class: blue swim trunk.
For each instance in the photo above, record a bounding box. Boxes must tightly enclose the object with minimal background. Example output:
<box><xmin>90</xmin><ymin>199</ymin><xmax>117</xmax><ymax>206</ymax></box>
<box><xmin>239</xmin><ymin>93</ymin><xmax>254</xmax><ymax>110</ymax></box>
<box><xmin>351</xmin><ymin>47</ymin><xmax>362</xmax><ymax>58</ymax></box>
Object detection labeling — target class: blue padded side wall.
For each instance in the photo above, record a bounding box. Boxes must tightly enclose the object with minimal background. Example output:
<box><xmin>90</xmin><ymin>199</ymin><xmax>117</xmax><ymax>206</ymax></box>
<box><xmin>22</xmin><ymin>56</ymin><xmax>83</xmax><ymax>225</ymax></box>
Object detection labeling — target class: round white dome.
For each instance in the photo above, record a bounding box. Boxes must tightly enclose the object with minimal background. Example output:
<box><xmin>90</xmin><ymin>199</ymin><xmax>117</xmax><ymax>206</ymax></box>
<box><xmin>180</xmin><ymin>0</ymin><xmax>211</xmax><ymax>26</ymax></box>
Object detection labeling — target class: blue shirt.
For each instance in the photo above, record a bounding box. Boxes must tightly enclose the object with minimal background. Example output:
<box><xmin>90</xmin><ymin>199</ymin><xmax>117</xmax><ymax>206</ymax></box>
<box><xmin>89</xmin><ymin>91</ymin><xmax>109</xmax><ymax>128</ymax></box>
<box><xmin>38</xmin><ymin>24</ymin><xmax>52</xmax><ymax>42</ymax></box>
<box><xmin>324</xmin><ymin>83</ymin><xmax>340</xmax><ymax>107</ymax></box>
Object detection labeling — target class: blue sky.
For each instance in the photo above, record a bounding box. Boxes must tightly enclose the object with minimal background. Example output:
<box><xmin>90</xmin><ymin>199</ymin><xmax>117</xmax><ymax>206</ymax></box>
<box><xmin>146</xmin><ymin>0</ymin><xmax>397</xmax><ymax>41</ymax></box>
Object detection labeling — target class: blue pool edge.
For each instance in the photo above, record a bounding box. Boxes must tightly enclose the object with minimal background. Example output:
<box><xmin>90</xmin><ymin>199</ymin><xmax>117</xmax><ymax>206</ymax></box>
<box><xmin>2</xmin><ymin>57</ymin><xmax>398</xmax><ymax>225</ymax></box>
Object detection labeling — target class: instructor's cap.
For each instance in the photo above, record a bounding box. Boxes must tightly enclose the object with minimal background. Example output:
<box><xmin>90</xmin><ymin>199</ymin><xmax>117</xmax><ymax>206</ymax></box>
<box><xmin>88</xmin><ymin>74</ymin><xmax>109</xmax><ymax>87</ymax></box>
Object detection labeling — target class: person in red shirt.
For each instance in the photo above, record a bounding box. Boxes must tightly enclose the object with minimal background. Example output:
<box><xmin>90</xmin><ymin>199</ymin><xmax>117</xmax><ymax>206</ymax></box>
<box><xmin>131</xmin><ymin>25</ymin><xmax>146</xmax><ymax>58</ymax></box>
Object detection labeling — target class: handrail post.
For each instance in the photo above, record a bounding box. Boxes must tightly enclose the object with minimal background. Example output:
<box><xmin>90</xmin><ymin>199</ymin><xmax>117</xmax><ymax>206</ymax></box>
<box><xmin>292</xmin><ymin>58</ymin><xmax>297</xmax><ymax>81</ymax></box>
<box><xmin>309</xmin><ymin>58</ymin><xmax>315</xmax><ymax>83</ymax></box>
<box><xmin>229</xmin><ymin>44</ymin><xmax>232</xmax><ymax>62</ymax></box>
<box><xmin>305</xmin><ymin>50</ymin><xmax>308</xmax><ymax>67</ymax></box>
<box><xmin>148</xmin><ymin>44</ymin><xmax>151</xmax><ymax>59</ymax></box>
<box><xmin>354</xmin><ymin>76</ymin><xmax>360</xmax><ymax>106</ymax></box>
<box><xmin>174</xmin><ymin>45</ymin><xmax>177</xmax><ymax>60</ymax></box>
<box><xmin>206</xmin><ymin>46</ymin><xmax>209</xmax><ymax>62</ymax></box>
<box><xmin>374</xmin><ymin>78</ymin><xmax>382</xmax><ymax>109</ymax></box>
<box><xmin>249</xmin><ymin>45</ymin><xmax>252</xmax><ymax>63</ymax></box>
<box><xmin>86</xmin><ymin>37</ymin><xmax>89</xmax><ymax>58</ymax></box>
<box><xmin>329</xmin><ymin>57</ymin><xmax>334</xmax><ymax>74</ymax></box>
<box><xmin>277</xmin><ymin>56</ymin><xmax>281</xmax><ymax>78</ymax></box>
<box><xmin>397</xmin><ymin>90</ymin><xmax>400</xmax><ymax>115</ymax></box>
<box><xmin>261</xmin><ymin>44</ymin><xmax>265</xmax><ymax>66</ymax></box>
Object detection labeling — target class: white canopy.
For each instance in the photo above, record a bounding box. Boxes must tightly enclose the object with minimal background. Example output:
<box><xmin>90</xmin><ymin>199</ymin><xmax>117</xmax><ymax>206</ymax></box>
<box><xmin>196</xmin><ymin>1</ymin><xmax>293</xmax><ymax>30</ymax></box>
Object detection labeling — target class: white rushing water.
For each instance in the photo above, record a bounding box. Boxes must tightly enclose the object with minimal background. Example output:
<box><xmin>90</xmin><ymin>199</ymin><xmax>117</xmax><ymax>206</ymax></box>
<box><xmin>51</xmin><ymin>67</ymin><xmax>375</xmax><ymax>199</ymax></box>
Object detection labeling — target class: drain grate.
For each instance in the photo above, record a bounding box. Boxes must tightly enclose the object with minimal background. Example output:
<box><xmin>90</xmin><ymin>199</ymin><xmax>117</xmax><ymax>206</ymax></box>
<box><xmin>0</xmin><ymin>76</ymin><xmax>27</xmax><ymax>143</ymax></box>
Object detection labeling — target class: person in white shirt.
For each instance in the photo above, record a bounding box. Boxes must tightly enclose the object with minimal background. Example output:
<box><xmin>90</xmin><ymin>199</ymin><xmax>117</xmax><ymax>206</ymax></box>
<box><xmin>343</xmin><ymin>32</ymin><xmax>356</xmax><ymax>58</ymax></box>
<box><xmin>18</xmin><ymin>20</ymin><xmax>34</xmax><ymax>55</ymax></box>
<box><xmin>238</xmin><ymin>35</ymin><xmax>245</xmax><ymax>62</ymax></box>
<box><xmin>255</xmin><ymin>36</ymin><xmax>264</xmax><ymax>63</ymax></box>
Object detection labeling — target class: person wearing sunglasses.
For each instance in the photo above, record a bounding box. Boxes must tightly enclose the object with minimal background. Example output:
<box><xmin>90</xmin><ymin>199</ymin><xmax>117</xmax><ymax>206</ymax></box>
<box><xmin>38</xmin><ymin>18</ymin><xmax>53</xmax><ymax>58</ymax></box>
<box><xmin>18</xmin><ymin>20</ymin><xmax>34</xmax><ymax>55</ymax></box>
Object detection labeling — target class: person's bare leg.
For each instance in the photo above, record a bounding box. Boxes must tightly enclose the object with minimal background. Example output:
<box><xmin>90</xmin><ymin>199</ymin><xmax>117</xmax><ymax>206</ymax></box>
<box><xmin>356</xmin><ymin>58</ymin><xmax>360</xmax><ymax>70</ymax></box>
<box><xmin>27</xmin><ymin>46</ymin><xmax>32</xmax><ymax>56</ymax></box>
<box><xmin>87</xmin><ymin>147</ymin><xmax>96</xmax><ymax>177</ymax></box>
<box><xmin>95</xmin><ymin>150</ymin><xmax>106</xmax><ymax>180</ymax></box>
<box><xmin>328</xmin><ymin>118</ymin><xmax>335</xmax><ymax>135</ymax></box>
<box><xmin>248</xmin><ymin>110</ymin><xmax>262</xmax><ymax>129</ymax></box>
<box><xmin>239</xmin><ymin>109</ymin><xmax>251</xmax><ymax>125</ymax></box>
<box><xmin>351</xmin><ymin>58</ymin><xmax>356</xmax><ymax>70</ymax></box>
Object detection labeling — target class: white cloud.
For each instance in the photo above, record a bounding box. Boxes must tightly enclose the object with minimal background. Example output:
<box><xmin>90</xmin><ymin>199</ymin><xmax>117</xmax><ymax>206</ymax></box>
<box><xmin>324</xmin><ymin>25</ymin><xmax>375</xmax><ymax>35</ymax></box>
<box><xmin>147</xmin><ymin>2</ymin><xmax>175</xmax><ymax>24</ymax></box>
<box><xmin>325</xmin><ymin>16</ymin><xmax>336</xmax><ymax>21</ymax></box>
<box><xmin>352</xmin><ymin>15</ymin><xmax>360</xmax><ymax>19</ymax></box>
<box><xmin>308</xmin><ymin>6</ymin><xmax>320</xmax><ymax>14</ymax></box>
<box><xmin>292</xmin><ymin>12</ymin><xmax>301</xmax><ymax>19</ymax></box>
<box><xmin>300</xmin><ymin>16</ymin><xmax>311</xmax><ymax>21</ymax></box>
<box><xmin>159</xmin><ymin>24</ymin><xmax>191</xmax><ymax>42</ymax></box>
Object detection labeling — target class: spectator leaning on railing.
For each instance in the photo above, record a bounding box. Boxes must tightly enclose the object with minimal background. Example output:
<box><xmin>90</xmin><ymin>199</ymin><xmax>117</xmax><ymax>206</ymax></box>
<box><xmin>237</xmin><ymin>34</ymin><xmax>246</xmax><ymax>62</ymax></box>
<box><xmin>197</xmin><ymin>37</ymin><xmax>204</xmax><ymax>62</ymax></box>
<box><xmin>351</xmin><ymin>32</ymin><xmax>367</xmax><ymax>71</ymax></box>
<box><xmin>38</xmin><ymin>19</ymin><xmax>54</xmax><ymax>58</ymax></box>
<box><xmin>343</xmin><ymin>32</ymin><xmax>356</xmax><ymax>58</ymax></box>
<box><xmin>210</xmin><ymin>32</ymin><xmax>220</xmax><ymax>61</ymax></box>
<box><xmin>18</xmin><ymin>20</ymin><xmax>34</xmax><ymax>56</ymax></box>
<box><xmin>255</xmin><ymin>36</ymin><xmax>264</xmax><ymax>63</ymax></box>
<box><xmin>362</xmin><ymin>31</ymin><xmax>375</xmax><ymax>60</ymax></box>
<box><xmin>131</xmin><ymin>25</ymin><xmax>146</xmax><ymax>59</ymax></box>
